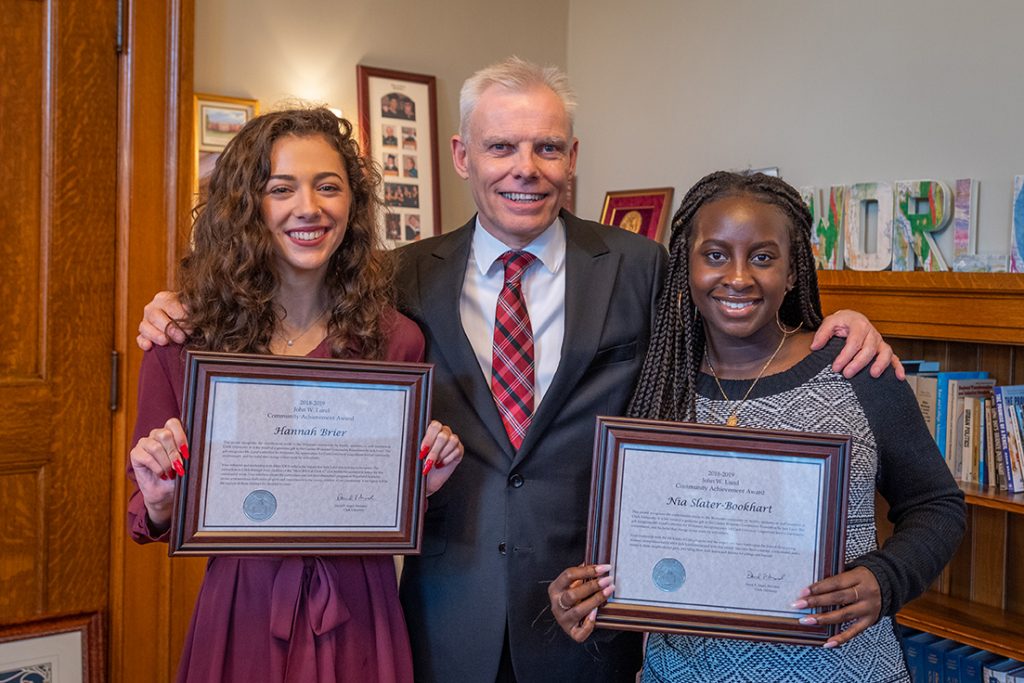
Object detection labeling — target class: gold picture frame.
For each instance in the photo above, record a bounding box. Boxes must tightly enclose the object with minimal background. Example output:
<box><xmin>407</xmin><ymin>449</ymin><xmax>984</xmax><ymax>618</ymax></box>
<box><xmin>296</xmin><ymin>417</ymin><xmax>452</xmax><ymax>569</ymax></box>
<box><xmin>599</xmin><ymin>187</ymin><xmax>674</xmax><ymax>243</ymax></box>
<box><xmin>193</xmin><ymin>93</ymin><xmax>259</xmax><ymax>203</ymax></box>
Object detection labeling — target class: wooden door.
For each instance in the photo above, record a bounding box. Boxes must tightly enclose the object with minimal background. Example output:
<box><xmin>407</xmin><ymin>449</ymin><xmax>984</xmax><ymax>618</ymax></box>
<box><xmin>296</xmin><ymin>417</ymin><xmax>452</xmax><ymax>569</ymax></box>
<box><xmin>0</xmin><ymin>0</ymin><xmax>118</xmax><ymax>627</ymax></box>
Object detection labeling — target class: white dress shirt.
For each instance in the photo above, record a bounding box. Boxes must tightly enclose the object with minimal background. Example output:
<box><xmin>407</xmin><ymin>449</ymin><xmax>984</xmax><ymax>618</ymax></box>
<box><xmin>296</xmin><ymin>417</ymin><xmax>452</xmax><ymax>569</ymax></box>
<box><xmin>459</xmin><ymin>217</ymin><xmax>567</xmax><ymax>408</ymax></box>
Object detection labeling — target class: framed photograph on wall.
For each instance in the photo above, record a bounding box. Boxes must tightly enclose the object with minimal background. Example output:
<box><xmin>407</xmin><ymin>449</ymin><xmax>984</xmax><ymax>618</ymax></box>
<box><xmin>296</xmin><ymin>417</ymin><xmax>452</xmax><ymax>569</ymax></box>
<box><xmin>357</xmin><ymin>65</ymin><xmax>441</xmax><ymax>246</ymax></box>
<box><xmin>0</xmin><ymin>612</ymin><xmax>104</xmax><ymax>683</ymax></box>
<box><xmin>193</xmin><ymin>93</ymin><xmax>259</xmax><ymax>202</ymax></box>
<box><xmin>599</xmin><ymin>187</ymin><xmax>674</xmax><ymax>243</ymax></box>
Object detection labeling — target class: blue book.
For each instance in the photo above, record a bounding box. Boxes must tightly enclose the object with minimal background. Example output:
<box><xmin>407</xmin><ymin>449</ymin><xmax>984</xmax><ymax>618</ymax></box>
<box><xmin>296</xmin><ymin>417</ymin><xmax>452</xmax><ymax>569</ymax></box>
<box><xmin>1017</xmin><ymin>403</ymin><xmax>1024</xmax><ymax>491</ymax></box>
<box><xmin>903</xmin><ymin>359</ymin><xmax>942</xmax><ymax>374</ymax></box>
<box><xmin>924</xmin><ymin>639</ymin><xmax>960</xmax><ymax>683</ymax></box>
<box><xmin>994</xmin><ymin>385</ymin><xmax>1024</xmax><ymax>493</ymax></box>
<box><xmin>936</xmin><ymin>371</ymin><xmax>988</xmax><ymax>460</ymax></box>
<box><xmin>962</xmin><ymin>650</ymin><xmax>1000</xmax><ymax>683</ymax></box>
<box><xmin>904</xmin><ymin>632</ymin><xmax>940</xmax><ymax>682</ymax></box>
<box><xmin>945</xmin><ymin>644</ymin><xmax>978</xmax><ymax>683</ymax></box>
<box><xmin>983</xmin><ymin>658</ymin><xmax>1024</xmax><ymax>682</ymax></box>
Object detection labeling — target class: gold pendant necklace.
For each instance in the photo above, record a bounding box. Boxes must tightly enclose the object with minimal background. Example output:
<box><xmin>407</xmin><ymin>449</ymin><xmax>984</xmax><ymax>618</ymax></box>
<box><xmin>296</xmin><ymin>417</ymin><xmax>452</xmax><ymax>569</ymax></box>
<box><xmin>705</xmin><ymin>326</ymin><xmax>796</xmax><ymax>427</ymax></box>
<box><xmin>276</xmin><ymin>308</ymin><xmax>329</xmax><ymax>348</ymax></box>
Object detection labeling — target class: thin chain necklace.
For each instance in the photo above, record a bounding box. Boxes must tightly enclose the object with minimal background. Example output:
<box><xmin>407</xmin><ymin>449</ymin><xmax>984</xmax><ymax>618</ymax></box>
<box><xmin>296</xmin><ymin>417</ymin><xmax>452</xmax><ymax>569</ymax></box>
<box><xmin>275</xmin><ymin>307</ymin><xmax>329</xmax><ymax>348</ymax></box>
<box><xmin>705</xmin><ymin>325</ymin><xmax>799</xmax><ymax>427</ymax></box>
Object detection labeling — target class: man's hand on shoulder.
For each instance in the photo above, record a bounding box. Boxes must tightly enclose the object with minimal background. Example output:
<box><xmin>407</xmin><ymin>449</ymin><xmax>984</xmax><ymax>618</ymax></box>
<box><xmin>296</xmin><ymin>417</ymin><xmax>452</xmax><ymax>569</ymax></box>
<box><xmin>136</xmin><ymin>290</ymin><xmax>189</xmax><ymax>350</ymax></box>
<box><xmin>812</xmin><ymin>309</ymin><xmax>905</xmax><ymax>380</ymax></box>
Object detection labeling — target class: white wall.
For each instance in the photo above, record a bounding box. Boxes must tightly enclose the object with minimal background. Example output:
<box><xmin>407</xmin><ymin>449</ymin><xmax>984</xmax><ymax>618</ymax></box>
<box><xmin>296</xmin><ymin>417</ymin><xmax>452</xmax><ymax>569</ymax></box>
<box><xmin>195</xmin><ymin>0</ymin><xmax>569</xmax><ymax>229</ymax></box>
<box><xmin>568</xmin><ymin>0</ymin><xmax>1024</xmax><ymax>257</ymax></box>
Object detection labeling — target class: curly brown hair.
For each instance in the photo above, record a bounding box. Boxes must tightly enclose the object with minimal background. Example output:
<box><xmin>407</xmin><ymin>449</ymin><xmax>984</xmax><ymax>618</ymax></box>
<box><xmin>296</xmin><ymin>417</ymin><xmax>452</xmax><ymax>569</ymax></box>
<box><xmin>628</xmin><ymin>171</ymin><xmax>824</xmax><ymax>422</ymax></box>
<box><xmin>178</xmin><ymin>107</ymin><xmax>394</xmax><ymax>359</ymax></box>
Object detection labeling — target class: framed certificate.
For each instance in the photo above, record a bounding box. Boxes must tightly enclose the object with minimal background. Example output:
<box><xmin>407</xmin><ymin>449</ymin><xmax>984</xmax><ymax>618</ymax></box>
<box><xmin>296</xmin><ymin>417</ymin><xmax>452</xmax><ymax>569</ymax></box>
<box><xmin>586</xmin><ymin>417</ymin><xmax>851</xmax><ymax>645</ymax></box>
<box><xmin>169</xmin><ymin>351</ymin><xmax>432</xmax><ymax>556</ymax></box>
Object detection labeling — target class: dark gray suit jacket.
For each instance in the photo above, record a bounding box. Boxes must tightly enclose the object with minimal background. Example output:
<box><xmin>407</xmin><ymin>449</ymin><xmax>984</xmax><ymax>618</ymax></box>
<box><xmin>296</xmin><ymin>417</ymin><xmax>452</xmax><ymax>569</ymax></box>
<box><xmin>396</xmin><ymin>211</ymin><xmax>666</xmax><ymax>682</ymax></box>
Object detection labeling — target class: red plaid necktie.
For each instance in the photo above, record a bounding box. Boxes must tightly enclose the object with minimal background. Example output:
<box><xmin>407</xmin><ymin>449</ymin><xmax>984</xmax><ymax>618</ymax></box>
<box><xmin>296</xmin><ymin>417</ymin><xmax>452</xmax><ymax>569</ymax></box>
<box><xmin>492</xmin><ymin>250</ymin><xmax>537</xmax><ymax>449</ymax></box>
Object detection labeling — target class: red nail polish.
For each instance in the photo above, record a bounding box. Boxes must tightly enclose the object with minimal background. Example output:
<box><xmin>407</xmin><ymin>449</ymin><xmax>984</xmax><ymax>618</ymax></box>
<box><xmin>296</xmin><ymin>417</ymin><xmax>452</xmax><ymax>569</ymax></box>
<box><xmin>160</xmin><ymin>473</ymin><xmax>168</xmax><ymax>481</ymax></box>
<box><xmin>419</xmin><ymin>446</ymin><xmax>430</xmax><ymax>461</ymax></box>
<box><xmin>422</xmin><ymin>459</ymin><xmax>433</xmax><ymax>476</ymax></box>
<box><xmin>436</xmin><ymin>459</ymin><xmax>445</xmax><ymax>469</ymax></box>
<box><xmin>173</xmin><ymin>460</ymin><xmax>185</xmax><ymax>477</ymax></box>
<box><xmin>181</xmin><ymin>444</ymin><xmax>190</xmax><ymax>460</ymax></box>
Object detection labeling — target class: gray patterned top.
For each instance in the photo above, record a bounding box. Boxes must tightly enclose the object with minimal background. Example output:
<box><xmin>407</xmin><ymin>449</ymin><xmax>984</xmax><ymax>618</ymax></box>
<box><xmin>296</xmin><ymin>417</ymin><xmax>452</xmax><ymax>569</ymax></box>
<box><xmin>641</xmin><ymin>339</ymin><xmax>966</xmax><ymax>683</ymax></box>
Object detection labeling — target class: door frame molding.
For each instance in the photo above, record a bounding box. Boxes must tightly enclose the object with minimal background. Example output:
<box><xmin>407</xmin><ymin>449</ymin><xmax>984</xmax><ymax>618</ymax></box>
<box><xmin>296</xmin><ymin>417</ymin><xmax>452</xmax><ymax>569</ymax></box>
<box><xmin>109</xmin><ymin>1</ymin><xmax>196</xmax><ymax>681</ymax></box>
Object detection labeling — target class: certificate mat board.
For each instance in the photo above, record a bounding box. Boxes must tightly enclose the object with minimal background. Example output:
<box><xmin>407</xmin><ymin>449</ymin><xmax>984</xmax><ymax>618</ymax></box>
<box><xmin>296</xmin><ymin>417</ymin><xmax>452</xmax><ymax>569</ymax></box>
<box><xmin>586</xmin><ymin>417</ymin><xmax>851</xmax><ymax>645</ymax></box>
<box><xmin>170</xmin><ymin>351</ymin><xmax>432</xmax><ymax>555</ymax></box>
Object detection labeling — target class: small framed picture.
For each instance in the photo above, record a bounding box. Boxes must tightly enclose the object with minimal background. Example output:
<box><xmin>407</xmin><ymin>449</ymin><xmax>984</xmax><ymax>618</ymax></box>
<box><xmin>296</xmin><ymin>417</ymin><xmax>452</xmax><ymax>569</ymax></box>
<box><xmin>0</xmin><ymin>612</ymin><xmax>104</xmax><ymax>683</ymax></box>
<box><xmin>599</xmin><ymin>187</ymin><xmax>674</xmax><ymax>243</ymax></box>
<box><xmin>193</xmin><ymin>93</ymin><xmax>259</xmax><ymax>202</ymax></box>
<box><xmin>357</xmin><ymin>65</ymin><xmax>440</xmax><ymax>246</ymax></box>
<box><xmin>196</xmin><ymin>94</ymin><xmax>259</xmax><ymax>152</ymax></box>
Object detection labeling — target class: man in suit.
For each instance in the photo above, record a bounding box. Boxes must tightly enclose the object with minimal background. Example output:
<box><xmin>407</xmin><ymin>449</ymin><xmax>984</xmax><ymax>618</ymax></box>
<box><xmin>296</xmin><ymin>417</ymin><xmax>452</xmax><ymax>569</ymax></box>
<box><xmin>135</xmin><ymin>58</ymin><xmax>893</xmax><ymax>682</ymax></box>
<box><xmin>393</xmin><ymin>59</ymin><xmax>661</xmax><ymax>683</ymax></box>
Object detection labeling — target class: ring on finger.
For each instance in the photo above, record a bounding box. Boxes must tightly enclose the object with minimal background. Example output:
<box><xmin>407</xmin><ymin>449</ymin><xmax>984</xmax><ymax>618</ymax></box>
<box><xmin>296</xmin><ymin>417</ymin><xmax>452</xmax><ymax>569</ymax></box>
<box><xmin>852</xmin><ymin>587</ymin><xmax>859</xmax><ymax>603</ymax></box>
<box><xmin>557</xmin><ymin>593</ymin><xmax>572</xmax><ymax>611</ymax></box>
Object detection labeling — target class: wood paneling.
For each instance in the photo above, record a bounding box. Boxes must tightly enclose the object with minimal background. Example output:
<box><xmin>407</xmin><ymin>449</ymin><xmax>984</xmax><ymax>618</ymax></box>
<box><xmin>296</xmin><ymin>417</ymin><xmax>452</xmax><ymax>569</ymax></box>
<box><xmin>0</xmin><ymin>0</ymin><xmax>117</xmax><ymax>629</ymax></box>
<box><xmin>968</xmin><ymin>507</ymin><xmax>1007</xmax><ymax>608</ymax></box>
<box><xmin>0</xmin><ymin>0</ymin><xmax>44</xmax><ymax>381</ymax></box>
<box><xmin>1007</xmin><ymin>516</ymin><xmax>1024</xmax><ymax>615</ymax></box>
<box><xmin>0</xmin><ymin>468</ymin><xmax>45</xmax><ymax>615</ymax></box>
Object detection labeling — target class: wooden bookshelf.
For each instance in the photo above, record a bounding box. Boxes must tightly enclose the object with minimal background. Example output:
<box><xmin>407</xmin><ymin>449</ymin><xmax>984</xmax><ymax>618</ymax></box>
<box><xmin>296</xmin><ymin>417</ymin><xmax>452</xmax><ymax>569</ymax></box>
<box><xmin>897</xmin><ymin>592</ymin><xmax>1024</xmax><ymax>660</ymax></box>
<box><xmin>960</xmin><ymin>482</ymin><xmax>1024</xmax><ymax>514</ymax></box>
<box><xmin>817</xmin><ymin>271</ymin><xmax>1024</xmax><ymax>345</ymax></box>
<box><xmin>820</xmin><ymin>269</ymin><xmax>1024</xmax><ymax>660</ymax></box>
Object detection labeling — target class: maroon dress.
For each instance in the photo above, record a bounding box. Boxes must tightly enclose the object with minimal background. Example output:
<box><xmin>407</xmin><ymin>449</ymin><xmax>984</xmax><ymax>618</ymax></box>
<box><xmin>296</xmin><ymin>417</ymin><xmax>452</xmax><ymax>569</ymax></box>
<box><xmin>127</xmin><ymin>312</ymin><xmax>424</xmax><ymax>683</ymax></box>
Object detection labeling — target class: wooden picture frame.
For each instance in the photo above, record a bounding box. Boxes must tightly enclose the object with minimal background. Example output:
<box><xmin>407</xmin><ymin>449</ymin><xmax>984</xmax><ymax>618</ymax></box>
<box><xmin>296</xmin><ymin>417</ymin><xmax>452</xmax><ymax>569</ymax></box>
<box><xmin>170</xmin><ymin>351</ymin><xmax>432</xmax><ymax>556</ymax></box>
<box><xmin>193</xmin><ymin>93</ymin><xmax>259</xmax><ymax>203</ymax></box>
<box><xmin>599</xmin><ymin>187</ymin><xmax>674</xmax><ymax>243</ymax></box>
<box><xmin>0</xmin><ymin>612</ymin><xmax>104</xmax><ymax>683</ymax></box>
<box><xmin>586</xmin><ymin>417</ymin><xmax>851</xmax><ymax>645</ymax></box>
<box><xmin>356</xmin><ymin>65</ymin><xmax>441</xmax><ymax>245</ymax></box>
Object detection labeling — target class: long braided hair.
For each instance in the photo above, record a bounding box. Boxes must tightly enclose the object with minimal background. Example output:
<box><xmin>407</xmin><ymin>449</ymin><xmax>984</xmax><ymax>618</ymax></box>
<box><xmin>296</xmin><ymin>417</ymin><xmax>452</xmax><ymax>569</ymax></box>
<box><xmin>627</xmin><ymin>171</ymin><xmax>824</xmax><ymax>422</ymax></box>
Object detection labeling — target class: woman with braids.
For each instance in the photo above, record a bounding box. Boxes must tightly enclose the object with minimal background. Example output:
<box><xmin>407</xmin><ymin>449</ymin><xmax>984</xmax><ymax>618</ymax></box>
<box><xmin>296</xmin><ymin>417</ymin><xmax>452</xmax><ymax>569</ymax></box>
<box><xmin>126</xmin><ymin>108</ymin><xmax>463</xmax><ymax>683</ymax></box>
<box><xmin>548</xmin><ymin>171</ymin><xmax>965</xmax><ymax>682</ymax></box>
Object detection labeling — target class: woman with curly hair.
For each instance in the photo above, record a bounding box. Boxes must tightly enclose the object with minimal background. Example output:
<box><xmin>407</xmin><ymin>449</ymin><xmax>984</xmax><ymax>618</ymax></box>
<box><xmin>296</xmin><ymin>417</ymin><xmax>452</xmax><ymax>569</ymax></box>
<box><xmin>548</xmin><ymin>171</ymin><xmax>964</xmax><ymax>682</ymax></box>
<box><xmin>126</xmin><ymin>108</ymin><xmax>462</xmax><ymax>682</ymax></box>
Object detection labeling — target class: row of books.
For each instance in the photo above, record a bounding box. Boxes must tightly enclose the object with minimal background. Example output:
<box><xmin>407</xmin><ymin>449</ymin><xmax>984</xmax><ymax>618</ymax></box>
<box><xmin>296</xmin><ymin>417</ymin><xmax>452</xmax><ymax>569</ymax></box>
<box><xmin>904</xmin><ymin>360</ymin><xmax>1024</xmax><ymax>493</ymax></box>
<box><xmin>903</xmin><ymin>628</ymin><xmax>1024</xmax><ymax>682</ymax></box>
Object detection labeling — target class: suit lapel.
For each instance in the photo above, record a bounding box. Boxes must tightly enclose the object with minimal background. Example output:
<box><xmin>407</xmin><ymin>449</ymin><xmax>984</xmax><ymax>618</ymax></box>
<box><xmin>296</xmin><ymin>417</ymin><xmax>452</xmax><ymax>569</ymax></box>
<box><xmin>513</xmin><ymin>212</ymin><xmax>619</xmax><ymax>465</ymax></box>
<box><xmin>417</xmin><ymin>220</ymin><xmax>515</xmax><ymax>460</ymax></box>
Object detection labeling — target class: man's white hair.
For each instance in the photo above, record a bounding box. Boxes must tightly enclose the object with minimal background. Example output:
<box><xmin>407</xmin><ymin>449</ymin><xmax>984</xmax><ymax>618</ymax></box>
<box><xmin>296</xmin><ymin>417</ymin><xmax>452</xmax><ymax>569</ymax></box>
<box><xmin>458</xmin><ymin>56</ymin><xmax>577</xmax><ymax>141</ymax></box>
